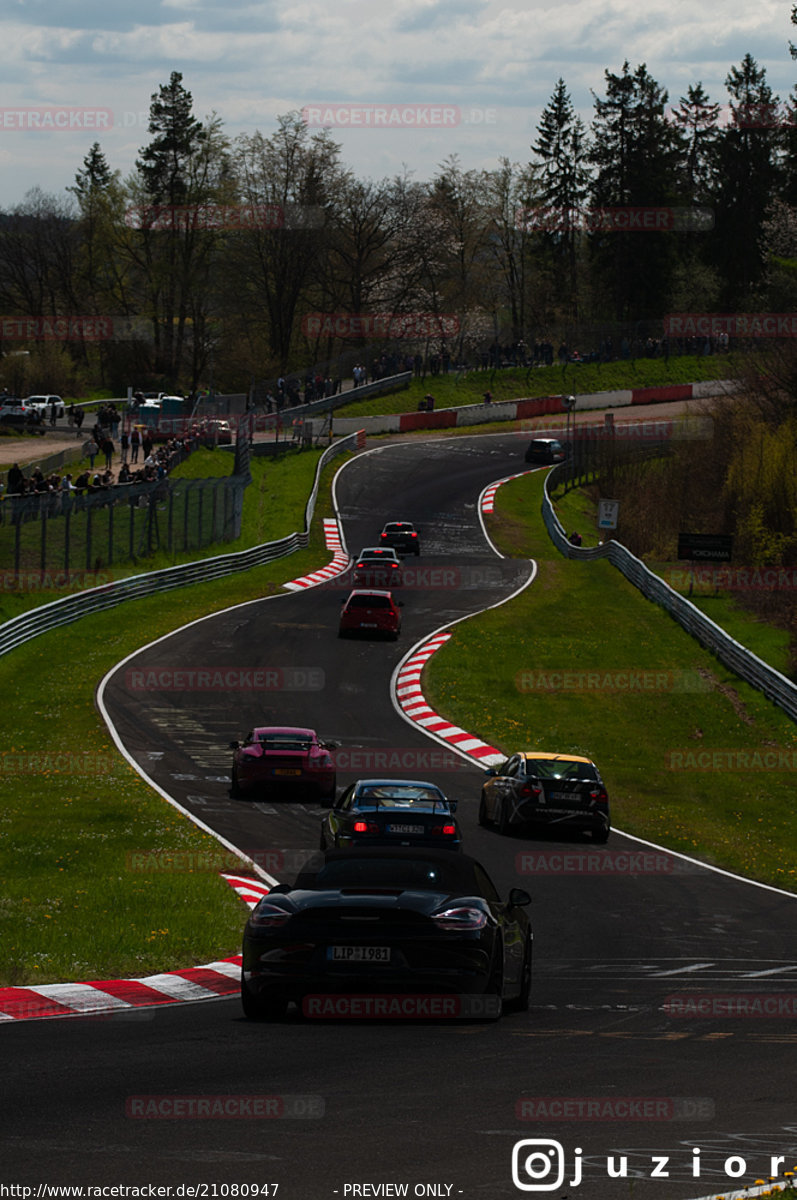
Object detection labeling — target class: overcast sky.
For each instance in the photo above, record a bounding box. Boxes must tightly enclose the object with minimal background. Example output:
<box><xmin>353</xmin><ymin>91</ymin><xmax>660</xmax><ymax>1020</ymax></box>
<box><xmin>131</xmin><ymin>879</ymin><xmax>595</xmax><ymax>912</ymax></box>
<box><xmin>0</xmin><ymin>0</ymin><xmax>794</xmax><ymax>209</ymax></box>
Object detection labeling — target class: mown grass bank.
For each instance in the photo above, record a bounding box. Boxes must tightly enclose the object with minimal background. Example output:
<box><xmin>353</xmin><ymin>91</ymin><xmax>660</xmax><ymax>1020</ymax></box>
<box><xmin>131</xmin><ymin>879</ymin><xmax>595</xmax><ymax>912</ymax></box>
<box><xmin>0</xmin><ymin>447</ymin><xmax>323</xmax><ymax>624</ymax></box>
<box><xmin>424</xmin><ymin>468</ymin><xmax>797</xmax><ymax>892</ymax></box>
<box><xmin>338</xmin><ymin>354</ymin><xmax>736</xmax><ymax>418</ymax></box>
<box><xmin>0</xmin><ymin>458</ymin><xmax>345</xmax><ymax>986</ymax></box>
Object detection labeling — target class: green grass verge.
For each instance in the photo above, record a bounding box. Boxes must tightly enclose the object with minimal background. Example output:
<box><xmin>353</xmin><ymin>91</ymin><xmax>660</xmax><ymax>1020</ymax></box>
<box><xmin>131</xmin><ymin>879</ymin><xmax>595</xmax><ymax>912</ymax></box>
<box><xmin>0</xmin><ymin>457</ymin><xmax>346</xmax><ymax>986</ymax></box>
<box><xmin>424</xmin><ymin>469</ymin><xmax>797</xmax><ymax>892</ymax></box>
<box><xmin>0</xmin><ymin>447</ymin><xmax>323</xmax><ymax>624</ymax></box>
<box><xmin>338</xmin><ymin>354</ymin><xmax>737</xmax><ymax>418</ymax></box>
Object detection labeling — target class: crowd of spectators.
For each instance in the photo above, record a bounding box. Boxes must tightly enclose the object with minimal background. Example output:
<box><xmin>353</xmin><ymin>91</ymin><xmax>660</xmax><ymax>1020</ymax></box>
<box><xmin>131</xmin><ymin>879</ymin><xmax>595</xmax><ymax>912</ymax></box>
<box><xmin>0</xmin><ymin>430</ymin><xmax>195</xmax><ymax>522</ymax></box>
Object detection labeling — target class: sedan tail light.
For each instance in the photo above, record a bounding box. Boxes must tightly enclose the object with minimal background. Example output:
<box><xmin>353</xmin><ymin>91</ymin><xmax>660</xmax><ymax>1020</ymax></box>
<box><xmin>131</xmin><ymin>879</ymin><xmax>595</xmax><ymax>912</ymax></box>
<box><xmin>432</xmin><ymin>906</ymin><xmax>488</xmax><ymax>931</ymax></box>
<box><xmin>589</xmin><ymin>788</ymin><xmax>608</xmax><ymax>804</ymax></box>
<box><xmin>352</xmin><ymin>820</ymin><xmax>380</xmax><ymax>833</ymax></box>
<box><xmin>430</xmin><ymin>824</ymin><xmax>457</xmax><ymax>837</ymax></box>
<box><xmin>249</xmin><ymin>902</ymin><xmax>293</xmax><ymax>929</ymax></box>
<box><xmin>519</xmin><ymin>783</ymin><xmax>542</xmax><ymax>798</ymax></box>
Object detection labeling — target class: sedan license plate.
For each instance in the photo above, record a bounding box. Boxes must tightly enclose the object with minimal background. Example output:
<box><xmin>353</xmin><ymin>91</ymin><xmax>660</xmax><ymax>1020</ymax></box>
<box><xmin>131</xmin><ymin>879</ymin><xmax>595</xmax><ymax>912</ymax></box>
<box><xmin>273</xmin><ymin>768</ymin><xmax>301</xmax><ymax>776</ymax></box>
<box><xmin>360</xmin><ymin>623</ymin><xmax>378</xmax><ymax>628</ymax></box>
<box><xmin>386</xmin><ymin>823</ymin><xmax>425</xmax><ymax>834</ymax></box>
<box><xmin>329</xmin><ymin>945</ymin><xmax>391</xmax><ymax>962</ymax></box>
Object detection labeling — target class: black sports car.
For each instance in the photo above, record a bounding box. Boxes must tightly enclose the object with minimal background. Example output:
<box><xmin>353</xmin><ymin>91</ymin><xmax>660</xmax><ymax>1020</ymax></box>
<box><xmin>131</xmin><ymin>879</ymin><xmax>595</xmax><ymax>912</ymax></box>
<box><xmin>319</xmin><ymin>778</ymin><xmax>461</xmax><ymax>851</ymax></box>
<box><xmin>240</xmin><ymin>848</ymin><xmax>532</xmax><ymax>1021</ymax></box>
<box><xmin>479</xmin><ymin>751</ymin><xmax>610</xmax><ymax>842</ymax></box>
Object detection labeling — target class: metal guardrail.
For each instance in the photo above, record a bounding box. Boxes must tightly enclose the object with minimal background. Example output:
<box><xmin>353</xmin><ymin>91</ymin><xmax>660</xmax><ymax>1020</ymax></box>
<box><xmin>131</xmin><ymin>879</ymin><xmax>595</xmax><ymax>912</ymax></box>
<box><xmin>0</xmin><ymin>431</ymin><xmax>361</xmax><ymax>659</ymax></box>
<box><xmin>542</xmin><ymin>460</ymin><xmax>797</xmax><ymax>723</ymax></box>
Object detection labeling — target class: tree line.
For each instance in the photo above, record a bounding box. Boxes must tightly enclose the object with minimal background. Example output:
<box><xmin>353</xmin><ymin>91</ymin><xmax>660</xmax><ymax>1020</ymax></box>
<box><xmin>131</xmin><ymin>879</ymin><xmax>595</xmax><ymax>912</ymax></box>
<box><xmin>1</xmin><ymin>35</ymin><xmax>796</xmax><ymax>396</ymax></box>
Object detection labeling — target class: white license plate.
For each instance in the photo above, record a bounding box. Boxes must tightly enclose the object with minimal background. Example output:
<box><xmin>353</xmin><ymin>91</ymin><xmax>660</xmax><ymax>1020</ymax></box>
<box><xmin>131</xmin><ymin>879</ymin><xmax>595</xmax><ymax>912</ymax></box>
<box><xmin>550</xmin><ymin>792</ymin><xmax>579</xmax><ymax>801</ymax></box>
<box><xmin>329</xmin><ymin>946</ymin><xmax>391</xmax><ymax>962</ymax></box>
<box><xmin>386</xmin><ymin>824</ymin><xmax>425</xmax><ymax>834</ymax></box>
<box><xmin>360</xmin><ymin>623</ymin><xmax>378</xmax><ymax>628</ymax></box>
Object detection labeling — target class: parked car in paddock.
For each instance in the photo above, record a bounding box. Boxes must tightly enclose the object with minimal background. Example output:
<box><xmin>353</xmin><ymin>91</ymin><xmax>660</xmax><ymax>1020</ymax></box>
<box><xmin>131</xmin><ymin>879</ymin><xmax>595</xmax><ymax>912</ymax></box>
<box><xmin>229</xmin><ymin>725</ymin><xmax>337</xmax><ymax>801</ymax></box>
<box><xmin>379</xmin><ymin>520</ymin><xmax>421</xmax><ymax>556</ymax></box>
<box><xmin>524</xmin><ymin>437</ymin><xmax>567</xmax><ymax>465</ymax></box>
<box><xmin>352</xmin><ymin>547</ymin><xmax>403</xmax><ymax>589</ymax></box>
<box><xmin>0</xmin><ymin>398</ymin><xmax>43</xmax><ymax>428</ymax></box>
<box><xmin>319</xmin><ymin>778</ymin><xmax>461</xmax><ymax>851</ymax></box>
<box><xmin>240</xmin><ymin>847</ymin><xmax>532</xmax><ymax>1020</ymax></box>
<box><xmin>26</xmin><ymin>395</ymin><xmax>65</xmax><ymax>419</ymax></box>
<box><xmin>338</xmin><ymin>589</ymin><xmax>403</xmax><ymax>640</ymax></box>
<box><xmin>479</xmin><ymin>751</ymin><xmax>610</xmax><ymax>843</ymax></box>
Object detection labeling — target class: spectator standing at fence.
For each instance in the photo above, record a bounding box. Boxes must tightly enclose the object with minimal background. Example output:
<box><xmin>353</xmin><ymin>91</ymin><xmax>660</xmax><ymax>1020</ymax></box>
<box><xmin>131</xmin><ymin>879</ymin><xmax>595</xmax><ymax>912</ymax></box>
<box><xmin>142</xmin><ymin>432</ymin><xmax>153</xmax><ymax>458</ymax></box>
<box><xmin>130</xmin><ymin>427</ymin><xmax>141</xmax><ymax>463</ymax></box>
<box><xmin>102</xmin><ymin>435</ymin><xmax>114</xmax><ymax>469</ymax></box>
<box><xmin>74</xmin><ymin>407</ymin><xmax>85</xmax><ymax>433</ymax></box>
<box><xmin>84</xmin><ymin>438</ymin><xmax>99</xmax><ymax>469</ymax></box>
<box><xmin>120</xmin><ymin>428</ymin><xmax>129</xmax><ymax>463</ymax></box>
<box><xmin>68</xmin><ymin>403</ymin><xmax>75</xmax><ymax>428</ymax></box>
<box><xmin>7</xmin><ymin>463</ymin><xmax>25</xmax><ymax>495</ymax></box>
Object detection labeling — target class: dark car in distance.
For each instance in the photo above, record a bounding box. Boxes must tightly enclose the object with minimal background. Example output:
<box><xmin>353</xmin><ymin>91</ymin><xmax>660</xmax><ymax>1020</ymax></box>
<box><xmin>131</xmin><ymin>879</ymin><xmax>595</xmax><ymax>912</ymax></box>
<box><xmin>240</xmin><ymin>848</ymin><xmax>532</xmax><ymax>1020</ymax></box>
<box><xmin>479</xmin><ymin>752</ymin><xmax>610</xmax><ymax>842</ymax></box>
<box><xmin>524</xmin><ymin>437</ymin><xmax>567</xmax><ymax>465</ymax></box>
<box><xmin>379</xmin><ymin>521</ymin><xmax>421</xmax><ymax>556</ymax></box>
<box><xmin>319</xmin><ymin>778</ymin><xmax>461</xmax><ymax>851</ymax></box>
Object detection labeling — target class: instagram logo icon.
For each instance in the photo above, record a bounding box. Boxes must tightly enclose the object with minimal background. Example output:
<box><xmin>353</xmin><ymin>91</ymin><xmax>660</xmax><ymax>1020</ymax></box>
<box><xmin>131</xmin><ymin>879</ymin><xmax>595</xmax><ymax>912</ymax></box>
<box><xmin>512</xmin><ymin>1139</ymin><xmax>574</xmax><ymax>1191</ymax></box>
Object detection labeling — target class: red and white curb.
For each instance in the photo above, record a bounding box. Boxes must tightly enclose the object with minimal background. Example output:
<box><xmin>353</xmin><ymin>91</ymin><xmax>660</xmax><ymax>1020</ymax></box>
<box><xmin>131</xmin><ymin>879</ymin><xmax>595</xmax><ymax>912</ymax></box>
<box><xmin>0</xmin><ymin>875</ymin><xmax>271</xmax><ymax>1023</ymax></box>
<box><xmin>394</xmin><ymin>632</ymin><xmax>503</xmax><ymax>765</ymax></box>
<box><xmin>283</xmin><ymin>517</ymin><xmax>349</xmax><ymax>590</ymax></box>
<box><xmin>481</xmin><ymin>469</ymin><xmax>535</xmax><ymax>513</ymax></box>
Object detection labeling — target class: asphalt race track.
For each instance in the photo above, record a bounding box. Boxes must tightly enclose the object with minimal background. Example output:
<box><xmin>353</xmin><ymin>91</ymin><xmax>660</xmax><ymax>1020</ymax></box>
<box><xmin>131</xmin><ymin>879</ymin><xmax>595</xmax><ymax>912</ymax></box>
<box><xmin>3</xmin><ymin>433</ymin><xmax>797</xmax><ymax>1200</ymax></box>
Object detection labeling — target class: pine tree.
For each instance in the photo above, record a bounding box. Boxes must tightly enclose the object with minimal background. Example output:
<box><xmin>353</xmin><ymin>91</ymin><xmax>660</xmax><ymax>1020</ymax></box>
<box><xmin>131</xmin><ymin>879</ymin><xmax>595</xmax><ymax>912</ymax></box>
<box><xmin>589</xmin><ymin>62</ymin><xmax>685</xmax><ymax>321</ymax></box>
<box><xmin>530</xmin><ymin>78</ymin><xmax>590</xmax><ymax>318</ymax></box>
<box><xmin>711</xmin><ymin>54</ymin><xmax>781</xmax><ymax>304</ymax></box>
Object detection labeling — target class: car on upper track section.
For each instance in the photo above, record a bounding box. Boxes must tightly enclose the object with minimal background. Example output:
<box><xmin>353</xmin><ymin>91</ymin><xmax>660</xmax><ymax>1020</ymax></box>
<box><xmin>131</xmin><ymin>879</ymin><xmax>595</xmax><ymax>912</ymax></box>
<box><xmin>229</xmin><ymin>725</ymin><xmax>337</xmax><ymax>801</ymax></box>
<box><xmin>524</xmin><ymin>437</ymin><xmax>567</xmax><ymax>465</ymax></box>
<box><xmin>338</xmin><ymin>589</ymin><xmax>403</xmax><ymax>639</ymax></box>
<box><xmin>379</xmin><ymin>521</ymin><xmax>421</xmax><ymax>556</ymax></box>
<box><xmin>319</xmin><ymin>778</ymin><xmax>461</xmax><ymax>851</ymax></box>
<box><xmin>479</xmin><ymin>751</ymin><xmax>610</xmax><ymax>842</ymax></box>
<box><xmin>240</xmin><ymin>847</ymin><xmax>532</xmax><ymax>1020</ymax></box>
<box><xmin>351</xmin><ymin>547</ymin><xmax>403</xmax><ymax>589</ymax></box>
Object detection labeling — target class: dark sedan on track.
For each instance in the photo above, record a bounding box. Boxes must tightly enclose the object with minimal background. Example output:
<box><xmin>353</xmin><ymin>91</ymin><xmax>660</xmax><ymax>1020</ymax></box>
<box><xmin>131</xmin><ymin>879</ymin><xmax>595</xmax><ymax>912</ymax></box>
<box><xmin>319</xmin><ymin>778</ymin><xmax>461</xmax><ymax>851</ymax></box>
<box><xmin>479</xmin><ymin>751</ymin><xmax>610</xmax><ymax>842</ymax></box>
<box><xmin>240</xmin><ymin>848</ymin><xmax>532</xmax><ymax>1021</ymax></box>
<box><xmin>379</xmin><ymin>521</ymin><xmax>421</xmax><ymax>556</ymax></box>
<box><xmin>229</xmin><ymin>725</ymin><xmax>337</xmax><ymax>801</ymax></box>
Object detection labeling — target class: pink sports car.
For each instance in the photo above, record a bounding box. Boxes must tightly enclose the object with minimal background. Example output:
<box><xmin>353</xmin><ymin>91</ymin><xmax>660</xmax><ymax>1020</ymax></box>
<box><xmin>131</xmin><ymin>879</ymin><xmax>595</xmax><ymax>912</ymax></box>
<box><xmin>229</xmin><ymin>726</ymin><xmax>337</xmax><ymax>801</ymax></box>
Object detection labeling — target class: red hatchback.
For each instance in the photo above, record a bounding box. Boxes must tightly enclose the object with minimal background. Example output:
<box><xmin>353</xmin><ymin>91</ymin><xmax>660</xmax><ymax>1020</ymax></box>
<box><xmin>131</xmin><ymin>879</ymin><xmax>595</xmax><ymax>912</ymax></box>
<box><xmin>338</xmin><ymin>589</ymin><xmax>403</xmax><ymax>640</ymax></box>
